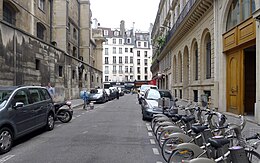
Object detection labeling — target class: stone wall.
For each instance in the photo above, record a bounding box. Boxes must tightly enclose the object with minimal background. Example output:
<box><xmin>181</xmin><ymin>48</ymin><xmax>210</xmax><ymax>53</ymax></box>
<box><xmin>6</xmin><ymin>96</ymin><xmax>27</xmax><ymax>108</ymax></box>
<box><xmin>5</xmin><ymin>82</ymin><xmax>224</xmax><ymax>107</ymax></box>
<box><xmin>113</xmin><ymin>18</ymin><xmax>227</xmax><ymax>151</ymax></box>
<box><xmin>0</xmin><ymin>21</ymin><xmax>102</xmax><ymax>101</ymax></box>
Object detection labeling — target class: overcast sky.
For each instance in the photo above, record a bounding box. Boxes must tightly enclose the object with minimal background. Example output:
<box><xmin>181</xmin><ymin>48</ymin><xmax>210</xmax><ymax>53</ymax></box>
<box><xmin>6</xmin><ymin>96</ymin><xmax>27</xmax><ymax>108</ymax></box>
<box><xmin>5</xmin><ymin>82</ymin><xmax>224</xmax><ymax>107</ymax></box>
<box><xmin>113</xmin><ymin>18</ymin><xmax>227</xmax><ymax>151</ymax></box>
<box><xmin>90</xmin><ymin>0</ymin><xmax>160</xmax><ymax>31</ymax></box>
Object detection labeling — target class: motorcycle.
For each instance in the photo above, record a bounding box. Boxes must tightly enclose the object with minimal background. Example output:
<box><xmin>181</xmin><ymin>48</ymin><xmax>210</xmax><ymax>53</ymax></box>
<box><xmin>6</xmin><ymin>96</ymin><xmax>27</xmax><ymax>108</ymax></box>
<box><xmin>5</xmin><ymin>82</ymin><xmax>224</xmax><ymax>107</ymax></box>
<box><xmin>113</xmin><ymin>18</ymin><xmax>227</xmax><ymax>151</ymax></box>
<box><xmin>54</xmin><ymin>101</ymin><xmax>73</xmax><ymax>123</ymax></box>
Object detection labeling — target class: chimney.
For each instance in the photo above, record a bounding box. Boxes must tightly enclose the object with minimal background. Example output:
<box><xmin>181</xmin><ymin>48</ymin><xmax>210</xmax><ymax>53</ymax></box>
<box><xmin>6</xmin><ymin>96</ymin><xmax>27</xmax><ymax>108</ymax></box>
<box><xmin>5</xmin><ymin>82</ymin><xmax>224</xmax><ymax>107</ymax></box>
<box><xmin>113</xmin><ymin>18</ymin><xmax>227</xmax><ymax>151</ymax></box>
<box><xmin>120</xmin><ymin>20</ymin><xmax>125</xmax><ymax>37</ymax></box>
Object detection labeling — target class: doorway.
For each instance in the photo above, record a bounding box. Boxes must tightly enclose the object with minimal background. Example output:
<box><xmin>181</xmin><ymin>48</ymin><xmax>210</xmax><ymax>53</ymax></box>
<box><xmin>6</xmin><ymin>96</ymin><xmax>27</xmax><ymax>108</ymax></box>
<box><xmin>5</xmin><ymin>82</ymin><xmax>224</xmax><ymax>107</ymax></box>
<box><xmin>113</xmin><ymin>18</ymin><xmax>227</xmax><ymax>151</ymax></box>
<box><xmin>244</xmin><ymin>46</ymin><xmax>256</xmax><ymax>115</ymax></box>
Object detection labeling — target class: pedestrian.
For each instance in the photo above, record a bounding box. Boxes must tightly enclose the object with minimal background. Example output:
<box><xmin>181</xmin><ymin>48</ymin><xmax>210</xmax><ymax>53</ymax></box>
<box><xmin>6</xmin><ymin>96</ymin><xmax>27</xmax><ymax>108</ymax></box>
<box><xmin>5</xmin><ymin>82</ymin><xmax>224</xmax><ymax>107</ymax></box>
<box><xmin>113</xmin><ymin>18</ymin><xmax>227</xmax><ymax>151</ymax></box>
<box><xmin>82</xmin><ymin>90</ymin><xmax>89</xmax><ymax>109</ymax></box>
<box><xmin>47</xmin><ymin>82</ymin><xmax>55</xmax><ymax>100</ymax></box>
<box><xmin>116</xmin><ymin>87</ymin><xmax>120</xmax><ymax>99</ymax></box>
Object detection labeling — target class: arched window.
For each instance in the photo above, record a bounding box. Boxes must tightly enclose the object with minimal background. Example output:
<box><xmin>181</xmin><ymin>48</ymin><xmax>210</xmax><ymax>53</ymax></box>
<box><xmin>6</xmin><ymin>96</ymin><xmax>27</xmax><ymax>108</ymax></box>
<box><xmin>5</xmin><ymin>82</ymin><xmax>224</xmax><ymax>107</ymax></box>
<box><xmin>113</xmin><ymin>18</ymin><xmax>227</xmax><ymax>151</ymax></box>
<box><xmin>205</xmin><ymin>34</ymin><xmax>211</xmax><ymax>79</ymax></box>
<box><xmin>178</xmin><ymin>52</ymin><xmax>182</xmax><ymax>83</ymax></box>
<box><xmin>3</xmin><ymin>1</ymin><xmax>18</xmax><ymax>25</ymax></box>
<box><xmin>194</xmin><ymin>42</ymin><xmax>199</xmax><ymax>81</ymax></box>
<box><xmin>173</xmin><ymin>56</ymin><xmax>177</xmax><ymax>83</ymax></box>
<box><xmin>37</xmin><ymin>22</ymin><xmax>46</xmax><ymax>40</ymax></box>
<box><xmin>226</xmin><ymin>0</ymin><xmax>256</xmax><ymax>31</ymax></box>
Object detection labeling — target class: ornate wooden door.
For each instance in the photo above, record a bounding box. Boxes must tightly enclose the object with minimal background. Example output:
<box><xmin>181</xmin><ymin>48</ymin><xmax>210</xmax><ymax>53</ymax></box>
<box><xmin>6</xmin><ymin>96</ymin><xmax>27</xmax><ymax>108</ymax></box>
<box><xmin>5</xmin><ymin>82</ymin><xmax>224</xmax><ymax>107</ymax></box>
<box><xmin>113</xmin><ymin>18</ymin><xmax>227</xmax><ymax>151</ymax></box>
<box><xmin>227</xmin><ymin>51</ymin><xmax>242</xmax><ymax>114</ymax></box>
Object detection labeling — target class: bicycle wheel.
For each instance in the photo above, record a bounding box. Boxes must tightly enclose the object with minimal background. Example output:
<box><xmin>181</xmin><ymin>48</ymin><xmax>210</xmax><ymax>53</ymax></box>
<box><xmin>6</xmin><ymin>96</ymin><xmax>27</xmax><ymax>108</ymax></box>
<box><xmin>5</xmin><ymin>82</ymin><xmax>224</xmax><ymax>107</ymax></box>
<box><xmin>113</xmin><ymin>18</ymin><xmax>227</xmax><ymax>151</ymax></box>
<box><xmin>162</xmin><ymin>137</ymin><xmax>185</xmax><ymax>162</ymax></box>
<box><xmin>245</xmin><ymin>149</ymin><xmax>260</xmax><ymax>163</ymax></box>
<box><xmin>167</xmin><ymin>148</ymin><xmax>194</xmax><ymax>163</ymax></box>
<box><xmin>159</xmin><ymin>129</ymin><xmax>177</xmax><ymax>148</ymax></box>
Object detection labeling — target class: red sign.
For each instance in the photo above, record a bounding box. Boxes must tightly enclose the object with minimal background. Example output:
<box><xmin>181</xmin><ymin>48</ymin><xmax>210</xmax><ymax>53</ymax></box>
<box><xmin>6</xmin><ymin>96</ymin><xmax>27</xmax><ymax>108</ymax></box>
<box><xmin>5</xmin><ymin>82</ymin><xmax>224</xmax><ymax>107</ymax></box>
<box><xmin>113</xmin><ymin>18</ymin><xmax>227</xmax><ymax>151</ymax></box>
<box><xmin>148</xmin><ymin>79</ymin><xmax>156</xmax><ymax>85</ymax></box>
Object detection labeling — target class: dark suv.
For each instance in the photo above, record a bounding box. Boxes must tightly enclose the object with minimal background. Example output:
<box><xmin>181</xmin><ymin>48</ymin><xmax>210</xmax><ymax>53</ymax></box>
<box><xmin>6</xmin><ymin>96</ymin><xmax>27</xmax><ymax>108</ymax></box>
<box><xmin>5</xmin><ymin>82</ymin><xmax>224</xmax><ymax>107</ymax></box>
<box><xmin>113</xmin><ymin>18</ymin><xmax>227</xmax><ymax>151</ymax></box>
<box><xmin>0</xmin><ymin>86</ymin><xmax>56</xmax><ymax>154</ymax></box>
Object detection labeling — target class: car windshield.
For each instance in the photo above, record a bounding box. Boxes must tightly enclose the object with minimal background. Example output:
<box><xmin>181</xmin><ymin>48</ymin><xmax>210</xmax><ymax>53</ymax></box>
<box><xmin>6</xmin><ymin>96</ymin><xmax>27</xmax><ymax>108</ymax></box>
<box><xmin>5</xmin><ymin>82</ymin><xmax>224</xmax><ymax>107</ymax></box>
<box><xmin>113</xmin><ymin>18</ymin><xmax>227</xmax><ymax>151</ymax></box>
<box><xmin>159</xmin><ymin>91</ymin><xmax>173</xmax><ymax>100</ymax></box>
<box><xmin>0</xmin><ymin>89</ymin><xmax>13</xmax><ymax>107</ymax></box>
<box><xmin>146</xmin><ymin>89</ymin><xmax>161</xmax><ymax>100</ymax></box>
<box><xmin>140</xmin><ymin>85</ymin><xmax>150</xmax><ymax>92</ymax></box>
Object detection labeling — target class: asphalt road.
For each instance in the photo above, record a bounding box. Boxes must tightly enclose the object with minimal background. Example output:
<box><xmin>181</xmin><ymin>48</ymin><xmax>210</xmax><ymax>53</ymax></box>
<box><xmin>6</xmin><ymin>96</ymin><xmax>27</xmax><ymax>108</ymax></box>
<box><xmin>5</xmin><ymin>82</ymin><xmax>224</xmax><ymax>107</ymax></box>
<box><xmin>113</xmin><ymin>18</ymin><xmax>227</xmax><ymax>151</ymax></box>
<box><xmin>0</xmin><ymin>94</ymin><xmax>164</xmax><ymax>163</ymax></box>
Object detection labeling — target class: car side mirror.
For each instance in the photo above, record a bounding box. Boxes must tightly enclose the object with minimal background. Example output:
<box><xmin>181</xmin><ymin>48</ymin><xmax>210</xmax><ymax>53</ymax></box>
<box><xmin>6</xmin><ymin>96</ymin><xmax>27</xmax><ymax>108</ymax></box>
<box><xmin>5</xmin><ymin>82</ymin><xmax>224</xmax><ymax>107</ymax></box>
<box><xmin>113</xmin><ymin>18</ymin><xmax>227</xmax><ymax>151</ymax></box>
<box><xmin>13</xmin><ymin>102</ymin><xmax>24</xmax><ymax>109</ymax></box>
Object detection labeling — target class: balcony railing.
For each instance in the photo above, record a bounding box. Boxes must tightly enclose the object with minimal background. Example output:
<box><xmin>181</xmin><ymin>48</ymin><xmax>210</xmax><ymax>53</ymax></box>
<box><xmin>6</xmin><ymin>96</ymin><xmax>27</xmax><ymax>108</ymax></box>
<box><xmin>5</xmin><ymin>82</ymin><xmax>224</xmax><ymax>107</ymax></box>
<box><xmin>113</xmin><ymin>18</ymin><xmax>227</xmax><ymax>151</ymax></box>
<box><xmin>160</xmin><ymin>0</ymin><xmax>196</xmax><ymax>53</ymax></box>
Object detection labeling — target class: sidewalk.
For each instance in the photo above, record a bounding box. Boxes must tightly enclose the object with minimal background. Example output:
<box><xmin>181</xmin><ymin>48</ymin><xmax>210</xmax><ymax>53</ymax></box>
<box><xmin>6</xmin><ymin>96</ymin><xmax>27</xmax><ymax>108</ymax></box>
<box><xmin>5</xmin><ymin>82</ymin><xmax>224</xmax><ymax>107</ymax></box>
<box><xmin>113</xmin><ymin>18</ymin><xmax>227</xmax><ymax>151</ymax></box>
<box><xmin>70</xmin><ymin>98</ymin><xmax>84</xmax><ymax>109</ymax></box>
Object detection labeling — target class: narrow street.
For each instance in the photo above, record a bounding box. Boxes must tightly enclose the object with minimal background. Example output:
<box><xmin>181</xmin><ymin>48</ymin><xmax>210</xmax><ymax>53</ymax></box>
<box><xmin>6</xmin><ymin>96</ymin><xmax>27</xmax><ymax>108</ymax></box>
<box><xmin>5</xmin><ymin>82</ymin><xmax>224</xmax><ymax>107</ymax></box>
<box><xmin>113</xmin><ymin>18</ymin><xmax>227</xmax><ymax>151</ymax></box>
<box><xmin>0</xmin><ymin>94</ymin><xmax>164</xmax><ymax>163</ymax></box>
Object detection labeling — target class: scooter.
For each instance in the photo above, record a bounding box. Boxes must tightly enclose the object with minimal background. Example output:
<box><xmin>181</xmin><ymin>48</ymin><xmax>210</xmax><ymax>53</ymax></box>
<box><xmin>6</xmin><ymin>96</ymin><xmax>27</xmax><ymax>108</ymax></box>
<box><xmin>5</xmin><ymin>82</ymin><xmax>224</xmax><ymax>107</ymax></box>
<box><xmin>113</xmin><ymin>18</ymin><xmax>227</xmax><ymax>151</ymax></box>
<box><xmin>54</xmin><ymin>101</ymin><xmax>73</xmax><ymax>123</ymax></box>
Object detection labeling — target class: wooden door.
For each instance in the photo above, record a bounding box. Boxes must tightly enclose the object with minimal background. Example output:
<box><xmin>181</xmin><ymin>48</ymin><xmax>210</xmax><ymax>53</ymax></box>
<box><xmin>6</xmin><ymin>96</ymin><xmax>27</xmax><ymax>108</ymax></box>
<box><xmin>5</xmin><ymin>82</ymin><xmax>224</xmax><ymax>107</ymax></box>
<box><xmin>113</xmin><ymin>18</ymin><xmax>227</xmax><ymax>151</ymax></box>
<box><xmin>227</xmin><ymin>51</ymin><xmax>242</xmax><ymax>114</ymax></box>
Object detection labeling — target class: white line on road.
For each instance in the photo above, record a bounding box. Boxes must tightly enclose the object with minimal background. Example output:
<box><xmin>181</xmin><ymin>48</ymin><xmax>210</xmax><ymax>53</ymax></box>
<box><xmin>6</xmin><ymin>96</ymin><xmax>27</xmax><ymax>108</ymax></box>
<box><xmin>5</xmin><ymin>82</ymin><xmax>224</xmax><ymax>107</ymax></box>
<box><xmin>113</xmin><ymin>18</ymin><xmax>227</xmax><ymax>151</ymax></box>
<box><xmin>82</xmin><ymin>113</ymin><xmax>85</xmax><ymax>115</ymax></box>
<box><xmin>0</xmin><ymin>155</ymin><xmax>15</xmax><ymax>163</ymax></box>
<box><xmin>150</xmin><ymin>139</ymin><xmax>156</xmax><ymax>144</ymax></box>
<box><xmin>146</xmin><ymin>123</ymin><xmax>150</xmax><ymax>126</ymax></box>
<box><xmin>76</xmin><ymin>115</ymin><xmax>81</xmax><ymax>118</ymax></box>
<box><xmin>148</xmin><ymin>132</ymin><xmax>153</xmax><ymax>137</ymax></box>
<box><xmin>147</xmin><ymin>125</ymin><xmax>152</xmax><ymax>131</ymax></box>
<box><xmin>156</xmin><ymin>162</ymin><xmax>163</xmax><ymax>163</ymax></box>
<box><xmin>152</xmin><ymin>148</ymin><xmax>160</xmax><ymax>155</ymax></box>
<box><xmin>72</xmin><ymin>117</ymin><xmax>76</xmax><ymax>120</ymax></box>
<box><xmin>57</xmin><ymin>124</ymin><xmax>61</xmax><ymax>127</ymax></box>
<box><xmin>82</xmin><ymin>131</ymin><xmax>88</xmax><ymax>134</ymax></box>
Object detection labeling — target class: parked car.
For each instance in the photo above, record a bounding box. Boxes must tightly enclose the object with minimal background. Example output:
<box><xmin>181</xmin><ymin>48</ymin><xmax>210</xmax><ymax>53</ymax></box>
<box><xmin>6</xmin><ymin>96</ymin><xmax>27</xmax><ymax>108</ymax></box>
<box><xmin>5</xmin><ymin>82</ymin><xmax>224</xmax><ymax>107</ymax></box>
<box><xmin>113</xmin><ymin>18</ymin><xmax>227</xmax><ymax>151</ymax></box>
<box><xmin>104</xmin><ymin>89</ymin><xmax>113</xmax><ymax>101</ymax></box>
<box><xmin>138</xmin><ymin>84</ymin><xmax>158</xmax><ymax>104</ymax></box>
<box><xmin>140</xmin><ymin>89</ymin><xmax>174</xmax><ymax>120</ymax></box>
<box><xmin>89</xmin><ymin>88</ymin><xmax>108</xmax><ymax>103</ymax></box>
<box><xmin>109</xmin><ymin>87</ymin><xmax>117</xmax><ymax>100</ymax></box>
<box><xmin>0</xmin><ymin>86</ymin><xmax>56</xmax><ymax>154</ymax></box>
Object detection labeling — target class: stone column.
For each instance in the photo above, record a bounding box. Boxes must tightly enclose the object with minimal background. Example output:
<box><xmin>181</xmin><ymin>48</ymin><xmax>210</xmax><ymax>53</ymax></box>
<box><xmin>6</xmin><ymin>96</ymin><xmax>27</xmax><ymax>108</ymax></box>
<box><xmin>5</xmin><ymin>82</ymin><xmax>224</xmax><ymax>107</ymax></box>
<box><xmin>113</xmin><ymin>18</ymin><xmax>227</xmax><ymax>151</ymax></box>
<box><xmin>253</xmin><ymin>7</ymin><xmax>260</xmax><ymax>123</ymax></box>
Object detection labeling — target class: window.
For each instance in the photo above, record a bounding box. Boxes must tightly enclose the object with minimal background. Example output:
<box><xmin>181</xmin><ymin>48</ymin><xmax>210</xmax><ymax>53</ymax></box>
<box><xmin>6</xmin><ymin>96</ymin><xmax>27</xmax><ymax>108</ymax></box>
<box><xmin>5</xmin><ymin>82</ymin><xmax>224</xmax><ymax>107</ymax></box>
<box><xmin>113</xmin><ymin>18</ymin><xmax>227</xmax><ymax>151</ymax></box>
<box><xmin>38</xmin><ymin>0</ymin><xmax>45</xmax><ymax>11</ymax></box>
<box><xmin>138</xmin><ymin>42</ymin><xmax>141</xmax><ymax>47</ymax></box>
<box><xmin>125</xmin><ymin>76</ymin><xmax>128</xmax><ymax>81</ymax></box>
<box><xmin>73</xmin><ymin>47</ymin><xmax>77</xmax><ymax>57</ymax></box>
<box><xmin>137</xmin><ymin>59</ymin><xmax>140</xmax><ymax>65</ymax></box>
<box><xmin>130</xmin><ymin>66</ymin><xmax>133</xmax><ymax>73</ymax></box>
<box><xmin>144</xmin><ymin>51</ymin><xmax>148</xmax><ymax>57</ymax></box>
<box><xmin>130</xmin><ymin>48</ymin><xmax>133</xmax><ymax>53</ymax></box>
<box><xmin>104</xmin><ymin>30</ymin><xmax>108</xmax><ymax>36</ymax></box>
<box><xmin>130</xmin><ymin>57</ymin><xmax>133</xmax><ymax>63</ymax></box>
<box><xmin>67</xmin><ymin>43</ymin><xmax>71</xmax><ymax>54</ymax></box>
<box><xmin>37</xmin><ymin>22</ymin><xmax>46</xmax><ymax>40</ymax></box>
<box><xmin>137</xmin><ymin>75</ymin><xmax>141</xmax><ymax>80</ymax></box>
<box><xmin>68</xmin><ymin>22</ymin><xmax>70</xmax><ymax>35</ymax></box>
<box><xmin>114</xmin><ymin>31</ymin><xmax>119</xmax><ymax>36</ymax></box>
<box><xmin>119</xmin><ymin>57</ymin><xmax>122</xmax><ymax>63</ymax></box>
<box><xmin>119</xmin><ymin>66</ymin><xmax>123</xmax><ymax>73</ymax></box>
<box><xmin>144</xmin><ymin>67</ymin><xmax>148</xmax><ymax>74</ymax></box>
<box><xmin>127</xmin><ymin>38</ymin><xmax>131</xmax><ymax>43</ymax></box>
<box><xmin>179</xmin><ymin>89</ymin><xmax>182</xmax><ymax>99</ymax></box>
<box><xmin>3</xmin><ymin>1</ymin><xmax>17</xmax><ymax>25</ymax></box>
<box><xmin>137</xmin><ymin>67</ymin><xmax>140</xmax><ymax>74</ymax></box>
<box><xmin>58</xmin><ymin>66</ymin><xmax>63</xmax><ymax>77</ymax></box>
<box><xmin>119</xmin><ymin>39</ymin><xmax>123</xmax><ymax>44</ymax></box>
<box><xmin>206</xmin><ymin>37</ymin><xmax>211</xmax><ymax>79</ymax></box>
<box><xmin>125</xmin><ymin>56</ymin><xmax>128</xmax><ymax>63</ymax></box>
<box><xmin>105</xmin><ymin>66</ymin><xmax>109</xmax><ymax>74</ymax></box>
<box><xmin>91</xmin><ymin>75</ymin><xmax>94</xmax><ymax>82</ymax></box>
<box><xmin>36</xmin><ymin>59</ymin><xmax>40</xmax><ymax>70</ymax></box>
<box><xmin>194</xmin><ymin>43</ymin><xmax>198</xmax><ymax>80</ymax></box>
<box><xmin>85</xmin><ymin>74</ymin><xmax>87</xmax><ymax>81</ymax></box>
<box><xmin>113</xmin><ymin>66</ymin><xmax>116</xmax><ymax>73</ymax></box>
<box><xmin>119</xmin><ymin>48</ymin><xmax>122</xmax><ymax>54</ymax></box>
<box><xmin>125</xmin><ymin>48</ymin><xmax>128</xmax><ymax>52</ymax></box>
<box><xmin>125</xmin><ymin>66</ymin><xmax>128</xmax><ymax>73</ymax></box>
<box><xmin>130</xmin><ymin>76</ymin><xmax>133</xmax><ymax>80</ymax></box>
<box><xmin>105</xmin><ymin>57</ymin><xmax>109</xmax><ymax>64</ymax></box>
<box><xmin>226</xmin><ymin>0</ymin><xmax>256</xmax><ymax>30</ymax></box>
<box><xmin>105</xmin><ymin>76</ymin><xmax>108</xmax><ymax>81</ymax></box>
<box><xmin>14</xmin><ymin>90</ymin><xmax>29</xmax><ymax>105</ymax></box>
<box><xmin>113</xmin><ymin>47</ymin><xmax>116</xmax><ymax>54</ymax></box>
<box><xmin>72</xmin><ymin>70</ymin><xmax>76</xmax><ymax>79</ymax></box>
<box><xmin>73</xmin><ymin>28</ymin><xmax>77</xmax><ymax>39</ymax></box>
<box><xmin>137</xmin><ymin>51</ymin><xmax>140</xmax><ymax>57</ymax></box>
<box><xmin>105</xmin><ymin>48</ymin><xmax>109</xmax><ymax>55</ymax></box>
<box><xmin>145</xmin><ymin>75</ymin><xmax>148</xmax><ymax>80</ymax></box>
<box><xmin>193</xmin><ymin>90</ymin><xmax>198</xmax><ymax>102</ymax></box>
<box><xmin>113</xmin><ymin>38</ymin><xmax>116</xmax><ymax>44</ymax></box>
<box><xmin>113</xmin><ymin>56</ymin><xmax>116</xmax><ymax>63</ymax></box>
<box><xmin>144</xmin><ymin>42</ymin><xmax>147</xmax><ymax>47</ymax></box>
<box><xmin>144</xmin><ymin>59</ymin><xmax>147</xmax><ymax>66</ymax></box>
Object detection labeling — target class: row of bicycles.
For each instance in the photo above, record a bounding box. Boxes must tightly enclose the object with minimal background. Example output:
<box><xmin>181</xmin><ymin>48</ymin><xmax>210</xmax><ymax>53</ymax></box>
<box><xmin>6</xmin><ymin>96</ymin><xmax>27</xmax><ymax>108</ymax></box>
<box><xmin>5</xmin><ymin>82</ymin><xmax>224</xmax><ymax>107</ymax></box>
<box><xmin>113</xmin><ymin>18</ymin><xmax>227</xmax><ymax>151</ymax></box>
<box><xmin>151</xmin><ymin>100</ymin><xmax>260</xmax><ymax>163</ymax></box>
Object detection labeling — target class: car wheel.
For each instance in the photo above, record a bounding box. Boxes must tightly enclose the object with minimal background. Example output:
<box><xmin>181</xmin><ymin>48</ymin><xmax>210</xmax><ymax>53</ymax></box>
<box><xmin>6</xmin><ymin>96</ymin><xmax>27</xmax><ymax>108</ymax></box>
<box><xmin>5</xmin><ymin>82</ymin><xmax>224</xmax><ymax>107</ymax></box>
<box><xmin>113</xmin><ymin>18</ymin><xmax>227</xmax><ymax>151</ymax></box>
<box><xmin>0</xmin><ymin>127</ymin><xmax>13</xmax><ymax>154</ymax></box>
<box><xmin>142</xmin><ymin>114</ymin><xmax>147</xmax><ymax>121</ymax></box>
<box><xmin>46</xmin><ymin>113</ymin><xmax>55</xmax><ymax>131</ymax></box>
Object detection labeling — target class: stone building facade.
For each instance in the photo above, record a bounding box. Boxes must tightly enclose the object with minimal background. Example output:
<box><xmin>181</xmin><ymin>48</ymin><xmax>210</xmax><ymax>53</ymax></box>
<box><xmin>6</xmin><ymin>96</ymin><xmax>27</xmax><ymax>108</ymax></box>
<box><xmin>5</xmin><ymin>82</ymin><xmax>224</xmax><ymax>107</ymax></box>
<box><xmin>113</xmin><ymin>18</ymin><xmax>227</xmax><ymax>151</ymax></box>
<box><xmin>151</xmin><ymin>0</ymin><xmax>260</xmax><ymax>123</ymax></box>
<box><xmin>0</xmin><ymin>0</ymin><xmax>104</xmax><ymax>101</ymax></box>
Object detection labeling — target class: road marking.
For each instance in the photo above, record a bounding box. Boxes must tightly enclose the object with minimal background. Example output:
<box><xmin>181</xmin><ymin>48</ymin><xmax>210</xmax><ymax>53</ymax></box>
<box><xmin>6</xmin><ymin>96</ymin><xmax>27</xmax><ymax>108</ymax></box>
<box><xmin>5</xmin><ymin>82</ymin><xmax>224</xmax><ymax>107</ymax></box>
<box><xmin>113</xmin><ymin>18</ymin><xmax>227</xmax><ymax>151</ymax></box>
<box><xmin>82</xmin><ymin>113</ymin><xmax>85</xmax><ymax>115</ymax></box>
<box><xmin>76</xmin><ymin>115</ymin><xmax>81</xmax><ymax>117</ymax></box>
<box><xmin>0</xmin><ymin>155</ymin><xmax>15</xmax><ymax>163</ymax></box>
<box><xmin>57</xmin><ymin>124</ymin><xmax>61</xmax><ymax>127</ymax></box>
<box><xmin>156</xmin><ymin>162</ymin><xmax>163</xmax><ymax>163</ymax></box>
<box><xmin>152</xmin><ymin>148</ymin><xmax>160</xmax><ymax>155</ymax></box>
<box><xmin>72</xmin><ymin>117</ymin><xmax>76</xmax><ymax>120</ymax></box>
<box><xmin>82</xmin><ymin>131</ymin><xmax>88</xmax><ymax>134</ymax></box>
<box><xmin>148</xmin><ymin>132</ymin><xmax>153</xmax><ymax>137</ymax></box>
<box><xmin>150</xmin><ymin>139</ymin><xmax>156</xmax><ymax>144</ymax></box>
<box><xmin>146</xmin><ymin>123</ymin><xmax>150</xmax><ymax>126</ymax></box>
<box><xmin>147</xmin><ymin>126</ymin><xmax>152</xmax><ymax>131</ymax></box>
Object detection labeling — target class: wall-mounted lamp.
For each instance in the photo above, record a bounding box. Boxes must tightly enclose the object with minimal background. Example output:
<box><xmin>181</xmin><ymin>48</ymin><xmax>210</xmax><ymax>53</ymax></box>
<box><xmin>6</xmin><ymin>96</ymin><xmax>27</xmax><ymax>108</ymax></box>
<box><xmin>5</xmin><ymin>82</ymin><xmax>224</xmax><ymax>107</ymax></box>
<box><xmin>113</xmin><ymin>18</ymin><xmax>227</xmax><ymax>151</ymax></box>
<box><xmin>160</xmin><ymin>25</ymin><xmax>171</xmax><ymax>29</ymax></box>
